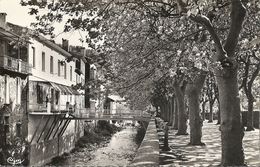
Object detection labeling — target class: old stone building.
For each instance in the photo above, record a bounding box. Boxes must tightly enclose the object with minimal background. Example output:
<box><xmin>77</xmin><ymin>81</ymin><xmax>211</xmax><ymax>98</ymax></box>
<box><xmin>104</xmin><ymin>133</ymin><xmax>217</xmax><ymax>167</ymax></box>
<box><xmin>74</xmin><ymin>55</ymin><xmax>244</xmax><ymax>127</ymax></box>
<box><xmin>0</xmin><ymin>13</ymin><xmax>92</xmax><ymax>165</ymax></box>
<box><xmin>0</xmin><ymin>13</ymin><xmax>31</xmax><ymax>165</ymax></box>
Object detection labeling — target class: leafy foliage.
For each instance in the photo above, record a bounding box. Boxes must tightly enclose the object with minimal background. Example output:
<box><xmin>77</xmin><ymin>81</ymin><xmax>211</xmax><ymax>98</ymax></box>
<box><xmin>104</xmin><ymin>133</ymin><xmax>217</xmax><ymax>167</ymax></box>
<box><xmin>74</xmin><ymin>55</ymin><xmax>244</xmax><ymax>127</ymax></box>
<box><xmin>20</xmin><ymin>0</ymin><xmax>259</xmax><ymax>110</ymax></box>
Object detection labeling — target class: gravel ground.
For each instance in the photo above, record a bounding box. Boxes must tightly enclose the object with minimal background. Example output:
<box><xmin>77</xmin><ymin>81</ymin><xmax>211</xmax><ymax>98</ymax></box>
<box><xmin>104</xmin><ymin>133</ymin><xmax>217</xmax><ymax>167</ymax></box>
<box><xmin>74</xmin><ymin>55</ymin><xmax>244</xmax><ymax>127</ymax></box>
<box><xmin>158</xmin><ymin>120</ymin><xmax>260</xmax><ymax>167</ymax></box>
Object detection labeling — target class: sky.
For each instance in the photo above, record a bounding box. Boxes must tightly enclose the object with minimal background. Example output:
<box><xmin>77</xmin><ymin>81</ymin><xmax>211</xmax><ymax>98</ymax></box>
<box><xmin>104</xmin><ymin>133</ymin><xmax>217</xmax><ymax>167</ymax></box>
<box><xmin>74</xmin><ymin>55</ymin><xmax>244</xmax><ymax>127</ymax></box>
<box><xmin>0</xmin><ymin>0</ymin><xmax>87</xmax><ymax>47</ymax></box>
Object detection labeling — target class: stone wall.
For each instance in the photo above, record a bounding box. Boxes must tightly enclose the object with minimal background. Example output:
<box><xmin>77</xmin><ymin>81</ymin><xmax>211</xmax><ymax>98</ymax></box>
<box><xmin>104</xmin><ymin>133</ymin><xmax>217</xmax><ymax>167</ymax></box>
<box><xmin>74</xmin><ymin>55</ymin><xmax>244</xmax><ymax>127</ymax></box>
<box><xmin>28</xmin><ymin>114</ymin><xmax>83</xmax><ymax>166</ymax></box>
<box><xmin>29</xmin><ymin>133</ymin><xmax>75</xmax><ymax>166</ymax></box>
<box><xmin>28</xmin><ymin>119</ymin><xmax>82</xmax><ymax>166</ymax></box>
<box><xmin>130</xmin><ymin>119</ymin><xmax>160</xmax><ymax>167</ymax></box>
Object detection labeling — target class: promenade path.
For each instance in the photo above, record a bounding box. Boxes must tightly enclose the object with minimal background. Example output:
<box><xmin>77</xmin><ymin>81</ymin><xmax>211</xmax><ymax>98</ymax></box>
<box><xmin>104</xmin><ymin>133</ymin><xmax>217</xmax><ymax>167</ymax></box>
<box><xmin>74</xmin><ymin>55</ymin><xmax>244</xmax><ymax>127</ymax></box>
<box><xmin>159</xmin><ymin>121</ymin><xmax>260</xmax><ymax>167</ymax></box>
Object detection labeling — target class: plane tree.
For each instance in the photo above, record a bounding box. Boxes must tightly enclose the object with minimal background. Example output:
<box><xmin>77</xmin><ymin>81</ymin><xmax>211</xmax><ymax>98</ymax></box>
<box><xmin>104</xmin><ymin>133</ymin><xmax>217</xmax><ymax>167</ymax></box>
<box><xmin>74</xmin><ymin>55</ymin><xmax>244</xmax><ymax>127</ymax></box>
<box><xmin>175</xmin><ymin>1</ymin><xmax>249</xmax><ymax>165</ymax></box>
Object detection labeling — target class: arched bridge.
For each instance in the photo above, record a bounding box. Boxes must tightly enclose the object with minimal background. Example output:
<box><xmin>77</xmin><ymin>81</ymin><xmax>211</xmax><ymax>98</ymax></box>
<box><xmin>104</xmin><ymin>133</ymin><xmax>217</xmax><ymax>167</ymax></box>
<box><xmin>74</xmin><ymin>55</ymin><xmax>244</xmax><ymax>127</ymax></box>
<box><xmin>63</xmin><ymin>110</ymin><xmax>151</xmax><ymax>122</ymax></box>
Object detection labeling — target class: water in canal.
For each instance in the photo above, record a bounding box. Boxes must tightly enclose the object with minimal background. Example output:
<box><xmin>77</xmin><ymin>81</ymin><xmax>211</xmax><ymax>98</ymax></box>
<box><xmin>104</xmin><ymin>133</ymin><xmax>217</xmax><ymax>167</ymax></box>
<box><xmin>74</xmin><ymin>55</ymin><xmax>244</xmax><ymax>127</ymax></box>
<box><xmin>54</xmin><ymin>127</ymin><xmax>139</xmax><ymax>166</ymax></box>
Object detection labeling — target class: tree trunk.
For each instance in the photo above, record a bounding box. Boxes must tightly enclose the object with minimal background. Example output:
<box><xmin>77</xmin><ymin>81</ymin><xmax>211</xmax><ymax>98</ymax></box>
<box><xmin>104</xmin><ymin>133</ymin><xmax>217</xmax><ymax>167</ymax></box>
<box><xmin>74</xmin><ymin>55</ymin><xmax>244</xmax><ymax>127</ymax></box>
<box><xmin>246</xmin><ymin>96</ymin><xmax>254</xmax><ymax>131</ymax></box>
<box><xmin>159</xmin><ymin>105</ymin><xmax>164</xmax><ymax>121</ymax></box>
<box><xmin>155</xmin><ymin>106</ymin><xmax>159</xmax><ymax>117</ymax></box>
<box><xmin>187</xmin><ymin>74</ymin><xmax>206</xmax><ymax>145</ymax></box>
<box><xmin>168</xmin><ymin>98</ymin><xmax>174</xmax><ymax>126</ymax></box>
<box><xmin>201</xmin><ymin>101</ymin><xmax>206</xmax><ymax>121</ymax></box>
<box><xmin>173</xmin><ymin>97</ymin><xmax>178</xmax><ymax>130</ymax></box>
<box><xmin>216</xmin><ymin>68</ymin><xmax>245</xmax><ymax>166</ymax></box>
<box><xmin>167</xmin><ymin>101</ymin><xmax>171</xmax><ymax>123</ymax></box>
<box><xmin>164</xmin><ymin>101</ymin><xmax>170</xmax><ymax>122</ymax></box>
<box><xmin>216</xmin><ymin>99</ymin><xmax>221</xmax><ymax>125</ymax></box>
<box><xmin>244</xmin><ymin>62</ymin><xmax>259</xmax><ymax>131</ymax></box>
<box><xmin>161</xmin><ymin>104</ymin><xmax>166</xmax><ymax>121</ymax></box>
<box><xmin>174</xmin><ymin>84</ymin><xmax>188</xmax><ymax>135</ymax></box>
<box><xmin>208</xmin><ymin>102</ymin><xmax>214</xmax><ymax>123</ymax></box>
<box><xmin>179</xmin><ymin>0</ymin><xmax>246</xmax><ymax>165</ymax></box>
<box><xmin>163</xmin><ymin>124</ymin><xmax>170</xmax><ymax>151</ymax></box>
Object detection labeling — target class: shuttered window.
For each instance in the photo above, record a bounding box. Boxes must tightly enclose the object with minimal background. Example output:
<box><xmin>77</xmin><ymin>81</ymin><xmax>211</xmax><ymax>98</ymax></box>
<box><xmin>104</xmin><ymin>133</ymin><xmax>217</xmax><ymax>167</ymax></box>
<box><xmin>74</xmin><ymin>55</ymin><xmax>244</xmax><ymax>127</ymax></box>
<box><xmin>42</xmin><ymin>52</ymin><xmax>45</xmax><ymax>71</ymax></box>
<box><xmin>36</xmin><ymin>84</ymin><xmax>43</xmax><ymax>104</ymax></box>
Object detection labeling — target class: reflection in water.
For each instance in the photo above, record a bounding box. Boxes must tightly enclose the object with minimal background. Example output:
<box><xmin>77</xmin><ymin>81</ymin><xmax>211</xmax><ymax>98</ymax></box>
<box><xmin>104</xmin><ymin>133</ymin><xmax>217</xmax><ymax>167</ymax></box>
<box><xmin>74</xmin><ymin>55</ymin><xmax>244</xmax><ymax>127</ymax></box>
<box><xmin>59</xmin><ymin>127</ymin><xmax>138</xmax><ymax>166</ymax></box>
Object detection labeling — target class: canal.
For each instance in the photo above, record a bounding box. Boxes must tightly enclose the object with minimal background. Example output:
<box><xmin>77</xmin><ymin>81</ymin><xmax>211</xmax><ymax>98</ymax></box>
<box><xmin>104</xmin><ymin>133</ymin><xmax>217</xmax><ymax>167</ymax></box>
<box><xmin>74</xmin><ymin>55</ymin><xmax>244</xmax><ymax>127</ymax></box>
<box><xmin>51</xmin><ymin>126</ymin><xmax>139</xmax><ymax>166</ymax></box>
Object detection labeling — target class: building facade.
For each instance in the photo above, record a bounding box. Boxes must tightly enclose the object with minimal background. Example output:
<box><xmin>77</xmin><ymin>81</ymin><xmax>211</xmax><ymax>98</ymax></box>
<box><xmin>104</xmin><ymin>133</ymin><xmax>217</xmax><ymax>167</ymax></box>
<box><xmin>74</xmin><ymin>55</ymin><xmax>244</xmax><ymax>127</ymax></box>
<box><xmin>0</xmin><ymin>13</ymin><xmax>90</xmax><ymax>166</ymax></box>
<box><xmin>0</xmin><ymin>13</ymin><xmax>31</xmax><ymax>165</ymax></box>
<box><xmin>26</xmin><ymin>35</ymin><xmax>86</xmax><ymax>166</ymax></box>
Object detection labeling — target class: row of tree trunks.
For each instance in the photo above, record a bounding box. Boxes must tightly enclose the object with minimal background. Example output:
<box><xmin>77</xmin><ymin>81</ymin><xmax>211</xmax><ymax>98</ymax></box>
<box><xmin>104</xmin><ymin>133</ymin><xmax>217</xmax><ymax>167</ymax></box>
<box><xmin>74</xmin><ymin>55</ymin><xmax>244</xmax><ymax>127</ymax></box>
<box><xmin>158</xmin><ymin>62</ymin><xmax>245</xmax><ymax>165</ymax></box>
<box><xmin>156</xmin><ymin>0</ymin><xmax>246</xmax><ymax>165</ymax></box>
<box><xmin>157</xmin><ymin>82</ymin><xmax>188</xmax><ymax>136</ymax></box>
<box><xmin>157</xmin><ymin>73</ymin><xmax>217</xmax><ymax>147</ymax></box>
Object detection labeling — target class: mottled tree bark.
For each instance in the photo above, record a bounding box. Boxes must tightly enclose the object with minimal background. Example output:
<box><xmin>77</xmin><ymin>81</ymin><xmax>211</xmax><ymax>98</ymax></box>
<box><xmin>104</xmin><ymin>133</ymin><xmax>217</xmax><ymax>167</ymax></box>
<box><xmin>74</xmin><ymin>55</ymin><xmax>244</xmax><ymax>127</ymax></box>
<box><xmin>216</xmin><ymin>68</ymin><xmax>245</xmax><ymax>166</ymax></box>
<box><xmin>163</xmin><ymin>124</ymin><xmax>170</xmax><ymax>151</ymax></box>
<box><xmin>160</xmin><ymin>104</ymin><xmax>165</xmax><ymax>121</ymax></box>
<box><xmin>173</xmin><ymin>97</ymin><xmax>178</xmax><ymax>130</ymax></box>
<box><xmin>167</xmin><ymin>100</ymin><xmax>171</xmax><ymax>123</ymax></box>
<box><xmin>187</xmin><ymin>73</ymin><xmax>206</xmax><ymax>145</ymax></box>
<box><xmin>216</xmin><ymin>99</ymin><xmax>221</xmax><ymax>125</ymax></box>
<box><xmin>174</xmin><ymin>83</ymin><xmax>188</xmax><ymax>135</ymax></box>
<box><xmin>246</xmin><ymin>95</ymin><xmax>254</xmax><ymax>131</ymax></box>
<box><xmin>168</xmin><ymin>98</ymin><xmax>174</xmax><ymax>126</ymax></box>
<box><xmin>164</xmin><ymin>101</ymin><xmax>170</xmax><ymax>122</ymax></box>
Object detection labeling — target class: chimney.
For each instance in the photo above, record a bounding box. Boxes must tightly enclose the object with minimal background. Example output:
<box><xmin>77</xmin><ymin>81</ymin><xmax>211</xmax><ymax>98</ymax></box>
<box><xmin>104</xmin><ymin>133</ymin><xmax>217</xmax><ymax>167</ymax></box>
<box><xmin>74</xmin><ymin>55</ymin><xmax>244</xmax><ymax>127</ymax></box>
<box><xmin>0</xmin><ymin>13</ymin><xmax>7</xmax><ymax>29</ymax></box>
<box><xmin>62</xmin><ymin>38</ymin><xmax>69</xmax><ymax>51</ymax></box>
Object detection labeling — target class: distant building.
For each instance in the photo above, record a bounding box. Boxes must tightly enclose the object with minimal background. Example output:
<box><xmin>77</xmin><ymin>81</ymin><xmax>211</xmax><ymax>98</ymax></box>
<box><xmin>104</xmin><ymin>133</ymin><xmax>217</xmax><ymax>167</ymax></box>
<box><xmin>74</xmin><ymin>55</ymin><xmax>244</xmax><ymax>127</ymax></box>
<box><xmin>104</xmin><ymin>95</ymin><xmax>129</xmax><ymax>114</ymax></box>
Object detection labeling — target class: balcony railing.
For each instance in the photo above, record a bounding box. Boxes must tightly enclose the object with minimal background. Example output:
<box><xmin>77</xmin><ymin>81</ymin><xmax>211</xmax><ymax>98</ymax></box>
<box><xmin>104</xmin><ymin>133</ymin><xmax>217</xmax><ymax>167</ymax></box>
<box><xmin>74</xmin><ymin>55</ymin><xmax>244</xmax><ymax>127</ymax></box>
<box><xmin>28</xmin><ymin>103</ymin><xmax>77</xmax><ymax>114</ymax></box>
<box><xmin>20</xmin><ymin>61</ymin><xmax>32</xmax><ymax>74</ymax></box>
<box><xmin>0</xmin><ymin>55</ymin><xmax>31</xmax><ymax>74</ymax></box>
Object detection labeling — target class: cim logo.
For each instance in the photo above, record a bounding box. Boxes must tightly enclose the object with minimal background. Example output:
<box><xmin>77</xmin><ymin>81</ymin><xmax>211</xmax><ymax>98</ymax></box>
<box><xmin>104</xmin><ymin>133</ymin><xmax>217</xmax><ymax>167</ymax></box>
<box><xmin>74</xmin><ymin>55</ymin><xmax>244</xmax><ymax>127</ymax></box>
<box><xmin>7</xmin><ymin>157</ymin><xmax>24</xmax><ymax>166</ymax></box>
<box><xmin>6</xmin><ymin>138</ymin><xmax>26</xmax><ymax>166</ymax></box>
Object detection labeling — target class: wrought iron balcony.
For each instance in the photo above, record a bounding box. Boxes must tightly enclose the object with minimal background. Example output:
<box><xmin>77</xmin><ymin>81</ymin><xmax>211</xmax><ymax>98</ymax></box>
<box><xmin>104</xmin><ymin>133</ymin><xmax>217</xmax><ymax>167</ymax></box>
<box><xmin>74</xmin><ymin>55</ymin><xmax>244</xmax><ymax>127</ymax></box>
<box><xmin>0</xmin><ymin>55</ymin><xmax>31</xmax><ymax>74</ymax></box>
